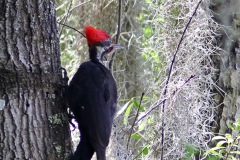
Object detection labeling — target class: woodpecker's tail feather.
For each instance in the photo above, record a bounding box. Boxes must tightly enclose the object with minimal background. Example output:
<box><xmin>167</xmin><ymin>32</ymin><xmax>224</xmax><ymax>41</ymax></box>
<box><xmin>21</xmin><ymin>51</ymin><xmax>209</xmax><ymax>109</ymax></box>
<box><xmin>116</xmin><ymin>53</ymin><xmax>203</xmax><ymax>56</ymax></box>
<box><xmin>70</xmin><ymin>128</ymin><xmax>94</xmax><ymax>160</ymax></box>
<box><xmin>95</xmin><ymin>145</ymin><xmax>106</xmax><ymax>160</ymax></box>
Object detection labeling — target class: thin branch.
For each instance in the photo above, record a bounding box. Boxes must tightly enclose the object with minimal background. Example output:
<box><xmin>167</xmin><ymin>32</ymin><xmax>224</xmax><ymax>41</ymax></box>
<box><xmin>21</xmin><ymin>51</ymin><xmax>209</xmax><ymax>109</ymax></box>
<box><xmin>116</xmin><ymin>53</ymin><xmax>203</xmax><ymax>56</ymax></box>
<box><xmin>70</xmin><ymin>0</ymin><xmax>91</xmax><ymax>12</ymax></box>
<box><xmin>136</xmin><ymin>67</ymin><xmax>210</xmax><ymax>125</ymax></box>
<box><xmin>160</xmin><ymin>1</ymin><xmax>203</xmax><ymax>159</ymax></box>
<box><xmin>59</xmin><ymin>0</ymin><xmax>73</xmax><ymax>37</ymax></box>
<box><xmin>127</xmin><ymin>92</ymin><xmax>145</xmax><ymax>150</ymax></box>
<box><xmin>109</xmin><ymin>0</ymin><xmax>122</xmax><ymax>70</ymax></box>
<box><xmin>120</xmin><ymin>68</ymin><xmax>210</xmax><ymax>141</ymax></box>
<box><xmin>57</xmin><ymin>1</ymin><xmax>91</xmax><ymax>23</ymax></box>
<box><xmin>115</xmin><ymin>0</ymin><xmax>122</xmax><ymax>45</ymax></box>
<box><xmin>57</xmin><ymin>22</ymin><xmax>86</xmax><ymax>38</ymax></box>
<box><xmin>134</xmin><ymin>146</ymin><xmax>148</xmax><ymax>159</ymax></box>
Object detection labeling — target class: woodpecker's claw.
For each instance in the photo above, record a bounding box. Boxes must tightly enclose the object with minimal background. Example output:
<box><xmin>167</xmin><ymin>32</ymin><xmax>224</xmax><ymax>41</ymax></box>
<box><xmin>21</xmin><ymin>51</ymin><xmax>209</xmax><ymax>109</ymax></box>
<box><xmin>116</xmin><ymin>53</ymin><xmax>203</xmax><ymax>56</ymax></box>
<box><xmin>68</xmin><ymin>113</ymin><xmax>76</xmax><ymax>131</ymax></box>
<box><xmin>59</xmin><ymin>67</ymin><xmax>69</xmax><ymax>86</ymax></box>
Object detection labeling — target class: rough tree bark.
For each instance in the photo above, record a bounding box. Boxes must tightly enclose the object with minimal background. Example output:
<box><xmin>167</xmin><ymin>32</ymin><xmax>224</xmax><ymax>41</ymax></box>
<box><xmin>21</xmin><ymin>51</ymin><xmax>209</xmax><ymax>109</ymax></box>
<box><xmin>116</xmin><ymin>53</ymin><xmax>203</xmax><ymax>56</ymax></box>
<box><xmin>211</xmin><ymin>0</ymin><xmax>240</xmax><ymax>137</ymax></box>
<box><xmin>0</xmin><ymin>0</ymin><xmax>72</xmax><ymax>159</ymax></box>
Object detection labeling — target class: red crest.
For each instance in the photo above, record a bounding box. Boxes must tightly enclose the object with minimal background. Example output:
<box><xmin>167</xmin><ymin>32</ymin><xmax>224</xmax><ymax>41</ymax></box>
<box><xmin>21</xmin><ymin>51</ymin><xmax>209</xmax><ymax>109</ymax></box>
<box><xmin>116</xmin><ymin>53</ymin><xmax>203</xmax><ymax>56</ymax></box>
<box><xmin>84</xmin><ymin>26</ymin><xmax>111</xmax><ymax>45</ymax></box>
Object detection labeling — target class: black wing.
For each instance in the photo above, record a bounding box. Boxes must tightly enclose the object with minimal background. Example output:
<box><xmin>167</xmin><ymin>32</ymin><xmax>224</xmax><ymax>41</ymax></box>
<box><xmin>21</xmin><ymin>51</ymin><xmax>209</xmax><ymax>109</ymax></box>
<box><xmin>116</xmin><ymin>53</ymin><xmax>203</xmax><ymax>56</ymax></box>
<box><xmin>68</xmin><ymin>61</ymin><xmax>117</xmax><ymax>152</ymax></box>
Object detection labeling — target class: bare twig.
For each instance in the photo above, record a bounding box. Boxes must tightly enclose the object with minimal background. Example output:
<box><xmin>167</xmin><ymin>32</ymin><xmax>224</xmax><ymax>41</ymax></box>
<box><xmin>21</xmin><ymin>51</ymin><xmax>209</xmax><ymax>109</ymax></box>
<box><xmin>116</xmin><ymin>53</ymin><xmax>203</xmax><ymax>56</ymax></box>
<box><xmin>120</xmin><ymin>68</ymin><xmax>210</xmax><ymax>142</ymax></box>
<box><xmin>69</xmin><ymin>0</ymin><xmax>91</xmax><ymax>12</ymax></box>
<box><xmin>136</xmin><ymin>68</ymin><xmax>209</xmax><ymax>125</ymax></box>
<box><xmin>160</xmin><ymin>1</ymin><xmax>203</xmax><ymax>154</ymax></box>
<box><xmin>59</xmin><ymin>0</ymin><xmax>73</xmax><ymax>36</ymax></box>
<box><xmin>109</xmin><ymin>0</ymin><xmax>122</xmax><ymax>70</ymax></box>
<box><xmin>127</xmin><ymin>92</ymin><xmax>145</xmax><ymax>150</ymax></box>
<box><xmin>57</xmin><ymin>1</ymin><xmax>91</xmax><ymax>23</ymax></box>
<box><xmin>57</xmin><ymin>22</ymin><xmax>86</xmax><ymax>38</ymax></box>
<box><xmin>115</xmin><ymin>0</ymin><xmax>122</xmax><ymax>45</ymax></box>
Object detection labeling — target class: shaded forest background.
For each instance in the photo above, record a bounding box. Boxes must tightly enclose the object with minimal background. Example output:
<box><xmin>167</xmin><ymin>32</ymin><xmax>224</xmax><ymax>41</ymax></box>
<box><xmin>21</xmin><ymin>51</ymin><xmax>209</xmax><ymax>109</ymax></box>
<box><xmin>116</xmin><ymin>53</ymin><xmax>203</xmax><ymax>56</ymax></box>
<box><xmin>56</xmin><ymin>0</ymin><xmax>240</xmax><ymax>159</ymax></box>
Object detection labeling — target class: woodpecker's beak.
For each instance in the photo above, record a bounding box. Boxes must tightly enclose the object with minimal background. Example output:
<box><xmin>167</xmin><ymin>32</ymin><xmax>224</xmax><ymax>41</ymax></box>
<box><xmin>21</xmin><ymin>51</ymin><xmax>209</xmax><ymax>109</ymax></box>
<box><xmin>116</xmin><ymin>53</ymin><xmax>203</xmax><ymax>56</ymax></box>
<box><xmin>100</xmin><ymin>44</ymin><xmax>124</xmax><ymax>62</ymax></box>
<box><xmin>108</xmin><ymin>44</ymin><xmax>124</xmax><ymax>56</ymax></box>
<box><xmin>111</xmin><ymin>44</ymin><xmax>124</xmax><ymax>50</ymax></box>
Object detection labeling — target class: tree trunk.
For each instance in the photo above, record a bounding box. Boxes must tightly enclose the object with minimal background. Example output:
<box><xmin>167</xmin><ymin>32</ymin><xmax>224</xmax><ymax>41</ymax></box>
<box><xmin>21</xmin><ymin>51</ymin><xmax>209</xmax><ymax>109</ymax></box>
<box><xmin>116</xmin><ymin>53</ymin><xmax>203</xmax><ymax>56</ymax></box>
<box><xmin>0</xmin><ymin>0</ymin><xmax>72</xmax><ymax>159</ymax></box>
<box><xmin>211</xmin><ymin>0</ymin><xmax>240</xmax><ymax>136</ymax></box>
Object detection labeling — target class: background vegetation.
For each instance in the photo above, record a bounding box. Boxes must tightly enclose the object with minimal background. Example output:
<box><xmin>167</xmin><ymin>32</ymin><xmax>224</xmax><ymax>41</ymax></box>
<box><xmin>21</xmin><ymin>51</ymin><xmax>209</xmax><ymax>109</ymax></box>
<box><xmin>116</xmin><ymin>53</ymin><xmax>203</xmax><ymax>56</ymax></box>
<box><xmin>55</xmin><ymin>0</ymin><xmax>237</xmax><ymax>159</ymax></box>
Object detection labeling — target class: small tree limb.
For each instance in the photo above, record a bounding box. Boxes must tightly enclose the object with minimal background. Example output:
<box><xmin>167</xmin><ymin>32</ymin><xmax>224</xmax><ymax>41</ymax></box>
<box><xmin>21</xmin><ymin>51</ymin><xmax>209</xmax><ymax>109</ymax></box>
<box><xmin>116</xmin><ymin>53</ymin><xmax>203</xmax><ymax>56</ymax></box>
<box><xmin>109</xmin><ymin>0</ymin><xmax>122</xmax><ymax>70</ymax></box>
<box><xmin>127</xmin><ymin>92</ymin><xmax>145</xmax><ymax>150</ymax></box>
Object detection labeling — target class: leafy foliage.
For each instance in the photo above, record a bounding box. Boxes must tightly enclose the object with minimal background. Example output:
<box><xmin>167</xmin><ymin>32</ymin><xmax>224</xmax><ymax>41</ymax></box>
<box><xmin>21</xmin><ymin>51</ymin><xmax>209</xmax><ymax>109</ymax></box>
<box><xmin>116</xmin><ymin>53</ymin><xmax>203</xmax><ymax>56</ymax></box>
<box><xmin>203</xmin><ymin>119</ymin><xmax>240</xmax><ymax>160</ymax></box>
<box><xmin>121</xmin><ymin>96</ymin><xmax>150</xmax><ymax>125</ymax></box>
<box><xmin>180</xmin><ymin>145</ymin><xmax>200</xmax><ymax>160</ymax></box>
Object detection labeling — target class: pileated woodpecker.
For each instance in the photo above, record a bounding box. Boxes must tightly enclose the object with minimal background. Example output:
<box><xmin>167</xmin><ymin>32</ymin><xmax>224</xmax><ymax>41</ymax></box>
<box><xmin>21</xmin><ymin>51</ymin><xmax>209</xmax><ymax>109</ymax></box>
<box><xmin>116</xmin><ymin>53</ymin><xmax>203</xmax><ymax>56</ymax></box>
<box><xmin>69</xmin><ymin>26</ymin><xmax>123</xmax><ymax>160</ymax></box>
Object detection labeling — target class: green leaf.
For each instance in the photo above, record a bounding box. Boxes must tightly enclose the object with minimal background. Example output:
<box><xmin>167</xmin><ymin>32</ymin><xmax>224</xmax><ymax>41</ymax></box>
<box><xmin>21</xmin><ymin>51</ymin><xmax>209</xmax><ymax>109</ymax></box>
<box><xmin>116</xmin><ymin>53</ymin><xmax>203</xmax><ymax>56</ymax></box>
<box><xmin>131</xmin><ymin>134</ymin><xmax>141</xmax><ymax>139</ymax></box>
<box><xmin>139</xmin><ymin>147</ymin><xmax>149</xmax><ymax>156</ymax></box>
<box><xmin>219</xmin><ymin>149</ymin><xmax>226</xmax><ymax>154</ymax></box>
<box><xmin>229</xmin><ymin>121</ymin><xmax>235</xmax><ymax>131</ymax></box>
<box><xmin>216</xmin><ymin>140</ymin><xmax>227</xmax><ymax>147</ymax></box>
<box><xmin>204</xmin><ymin>155</ymin><xmax>219</xmax><ymax>160</ymax></box>
<box><xmin>203</xmin><ymin>150</ymin><xmax>224</xmax><ymax>158</ymax></box>
<box><xmin>135</xmin><ymin>96</ymin><xmax>150</xmax><ymax>102</ymax></box>
<box><xmin>228</xmin><ymin>155</ymin><xmax>237</xmax><ymax>160</ymax></box>
<box><xmin>132</xmin><ymin>100</ymin><xmax>145</xmax><ymax>112</ymax></box>
<box><xmin>125</xmin><ymin>103</ymin><xmax>133</xmax><ymax>117</ymax></box>
<box><xmin>230</xmin><ymin>151</ymin><xmax>240</xmax><ymax>154</ymax></box>
<box><xmin>143</xmin><ymin>147</ymin><xmax>148</xmax><ymax>155</ymax></box>
<box><xmin>233</xmin><ymin>144</ymin><xmax>240</xmax><ymax>148</ymax></box>
<box><xmin>226</xmin><ymin>135</ymin><xmax>234</xmax><ymax>144</ymax></box>
<box><xmin>212</xmin><ymin>147</ymin><xmax>226</xmax><ymax>151</ymax></box>
<box><xmin>237</xmin><ymin>125</ymin><xmax>240</xmax><ymax>132</ymax></box>
<box><xmin>119</xmin><ymin>99</ymin><xmax>131</xmax><ymax>102</ymax></box>
<box><xmin>203</xmin><ymin>146</ymin><xmax>226</xmax><ymax>156</ymax></box>
<box><xmin>212</xmin><ymin>136</ymin><xmax>227</xmax><ymax>141</ymax></box>
<box><xmin>116</xmin><ymin>101</ymin><xmax>130</xmax><ymax>117</ymax></box>
<box><xmin>133</xmin><ymin>100</ymin><xmax>139</xmax><ymax>108</ymax></box>
<box><xmin>235</xmin><ymin>120</ymin><xmax>240</xmax><ymax>131</ymax></box>
<box><xmin>225</xmin><ymin>134</ymin><xmax>232</xmax><ymax>139</ymax></box>
<box><xmin>124</xmin><ymin>103</ymin><xmax>133</xmax><ymax>125</ymax></box>
<box><xmin>142</xmin><ymin>97</ymin><xmax>150</xmax><ymax>101</ymax></box>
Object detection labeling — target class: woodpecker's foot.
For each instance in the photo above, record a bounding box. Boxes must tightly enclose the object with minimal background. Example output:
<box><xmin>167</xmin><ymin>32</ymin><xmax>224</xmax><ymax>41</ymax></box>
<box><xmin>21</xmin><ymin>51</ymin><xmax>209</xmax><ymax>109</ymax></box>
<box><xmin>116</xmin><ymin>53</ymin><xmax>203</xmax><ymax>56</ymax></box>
<box><xmin>59</xmin><ymin>67</ymin><xmax>69</xmax><ymax>86</ymax></box>
<box><xmin>68</xmin><ymin>113</ymin><xmax>76</xmax><ymax>131</ymax></box>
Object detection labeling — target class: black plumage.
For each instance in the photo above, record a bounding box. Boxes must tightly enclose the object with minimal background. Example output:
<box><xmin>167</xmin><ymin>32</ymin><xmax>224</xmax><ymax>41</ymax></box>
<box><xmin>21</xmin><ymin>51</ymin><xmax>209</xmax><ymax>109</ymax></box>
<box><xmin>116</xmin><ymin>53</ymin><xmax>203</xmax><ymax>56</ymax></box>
<box><xmin>68</xmin><ymin>26</ymin><xmax>123</xmax><ymax>160</ymax></box>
